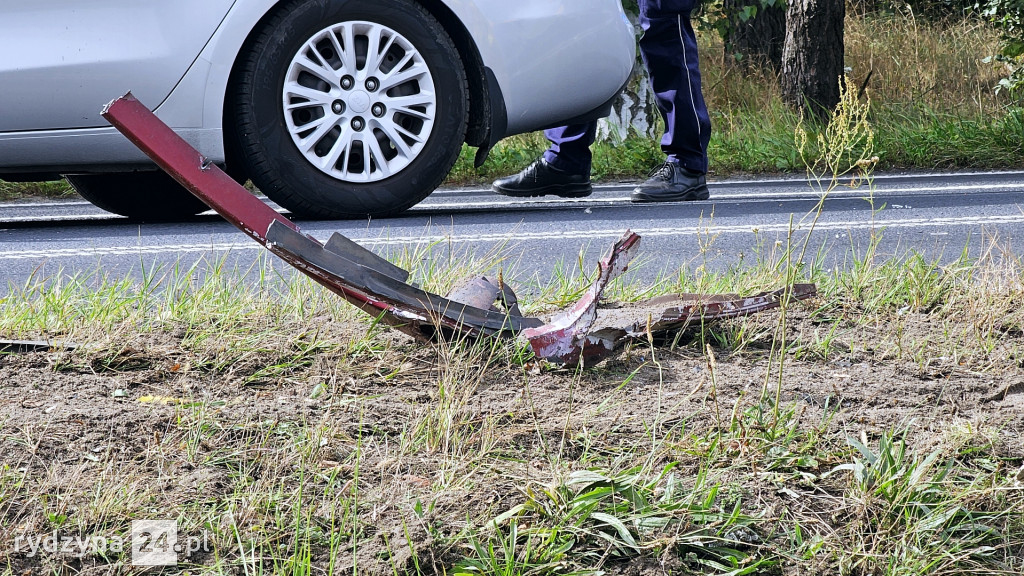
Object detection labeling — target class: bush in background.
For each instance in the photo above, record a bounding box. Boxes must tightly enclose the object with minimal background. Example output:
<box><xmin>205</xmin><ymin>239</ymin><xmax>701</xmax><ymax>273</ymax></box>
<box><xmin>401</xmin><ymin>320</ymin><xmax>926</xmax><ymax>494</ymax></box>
<box><xmin>977</xmin><ymin>0</ymin><xmax>1024</xmax><ymax>94</ymax></box>
<box><xmin>849</xmin><ymin>0</ymin><xmax>978</xmax><ymax>19</ymax></box>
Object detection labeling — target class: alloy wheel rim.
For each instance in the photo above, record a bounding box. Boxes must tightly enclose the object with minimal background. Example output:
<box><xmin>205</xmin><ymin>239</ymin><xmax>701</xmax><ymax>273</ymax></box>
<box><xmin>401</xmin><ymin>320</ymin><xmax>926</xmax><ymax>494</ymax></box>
<box><xmin>282</xmin><ymin>21</ymin><xmax>437</xmax><ymax>183</ymax></box>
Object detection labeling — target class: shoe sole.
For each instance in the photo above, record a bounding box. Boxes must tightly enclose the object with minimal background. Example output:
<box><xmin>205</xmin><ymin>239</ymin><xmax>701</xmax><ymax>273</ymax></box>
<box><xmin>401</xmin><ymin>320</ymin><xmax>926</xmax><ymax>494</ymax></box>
<box><xmin>492</xmin><ymin>183</ymin><xmax>593</xmax><ymax>199</ymax></box>
<box><xmin>630</xmin><ymin>185</ymin><xmax>710</xmax><ymax>203</ymax></box>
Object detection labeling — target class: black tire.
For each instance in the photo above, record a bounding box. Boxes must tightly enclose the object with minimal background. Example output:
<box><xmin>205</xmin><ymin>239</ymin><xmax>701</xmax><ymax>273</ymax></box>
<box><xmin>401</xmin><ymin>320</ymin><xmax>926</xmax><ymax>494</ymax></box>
<box><xmin>65</xmin><ymin>172</ymin><xmax>208</xmax><ymax>221</ymax></box>
<box><xmin>230</xmin><ymin>0</ymin><xmax>468</xmax><ymax>219</ymax></box>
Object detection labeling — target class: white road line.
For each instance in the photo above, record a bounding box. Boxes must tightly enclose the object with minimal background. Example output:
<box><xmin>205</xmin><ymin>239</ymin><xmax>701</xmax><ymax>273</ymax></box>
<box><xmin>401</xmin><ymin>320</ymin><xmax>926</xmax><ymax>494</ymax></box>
<box><xmin>3</xmin><ymin>172</ymin><xmax>1022</xmax><ymax>213</ymax></box>
<box><xmin>2</xmin><ymin>213</ymin><xmax>1023</xmax><ymax>261</ymax></box>
<box><xmin>715</xmin><ymin>170</ymin><xmax>1024</xmax><ymax>185</ymax></box>
<box><xmin>412</xmin><ymin>182</ymin><xmax>1024</xmax><ymax>210</ymax></box>
<box><xmin>0</xmin><ymin>200</ymin><xmax>94</xmax><ymax>209</ymax></box>
<box><xmin>715</xmin><ymin>182</ymin><xmax>1024</xmax><ymax>199</ymax></box>
<box><xmin>0</xmin><ymin>242</ymin><xmax>256</xmax><ymax>260</ymax></box>
<box><xmin>1</xmin><ymin>215</ymin><xmax>120</xmax><ymax>223</ymax></box>
<box><xmin>3</xmin><ymin>180</ymin><xmax>1021</xmax><ymax>219</ymax></box>
<box><xmin>426</xmin><ymin>171</ymin><xmax>1024</xmax><ymax>194</ymax></box>
<box><xmin>354</xmin><ymin>213</ymin><xmax>1024</xmax><ymax>245</ymax></box>
<box><xmin>428</xmin><ymin>171</ymin><xmax>1024</xmax><ymax>194</ymax></box>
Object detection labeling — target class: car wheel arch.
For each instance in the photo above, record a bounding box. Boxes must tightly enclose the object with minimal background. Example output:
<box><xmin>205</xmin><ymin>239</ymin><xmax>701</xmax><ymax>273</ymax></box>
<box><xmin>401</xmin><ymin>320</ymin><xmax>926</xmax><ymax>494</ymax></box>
<box><xmin>412</xmin><ymin>0</ymin><xmax>497</xmax><ymax>148</ymax></box>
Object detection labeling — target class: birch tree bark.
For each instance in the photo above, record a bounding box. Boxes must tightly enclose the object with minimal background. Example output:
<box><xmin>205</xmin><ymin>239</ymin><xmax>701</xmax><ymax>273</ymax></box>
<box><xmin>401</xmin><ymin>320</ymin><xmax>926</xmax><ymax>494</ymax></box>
<box><xmin>597</xmin><ymin>9</ymin><xmax>659</xmax><ymax>143</ymax></box>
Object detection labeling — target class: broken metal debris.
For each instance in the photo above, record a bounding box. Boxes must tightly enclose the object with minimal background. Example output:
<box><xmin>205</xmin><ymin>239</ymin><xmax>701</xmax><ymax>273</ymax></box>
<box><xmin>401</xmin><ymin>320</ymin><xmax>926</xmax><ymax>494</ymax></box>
<box><xmin>102</xmin><ymin>93</ymin><xmax>816</xmax><ymax>367</ymax></box>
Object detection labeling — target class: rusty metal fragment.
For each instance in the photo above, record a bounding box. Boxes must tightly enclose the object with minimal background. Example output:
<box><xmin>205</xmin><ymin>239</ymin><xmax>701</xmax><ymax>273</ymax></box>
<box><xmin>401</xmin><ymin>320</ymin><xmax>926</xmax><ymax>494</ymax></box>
<box><xmin>102</xmin><ymin>93</ymin><xmax>816</xmax><ymax>368</ymax></box>
<box><xmin>518</xmin><ymin>229</ymin><xmax>816</xmax><ymax>366</ymax></box>
<box><xmin>565</xmin><ymin>284</ymin><xmax>817</xmax><ymax>366</ymax></box>
<box><xmin>520</xmin><ymin>232</ymin><xmax>641</xmax><ymax>366</ymax></box>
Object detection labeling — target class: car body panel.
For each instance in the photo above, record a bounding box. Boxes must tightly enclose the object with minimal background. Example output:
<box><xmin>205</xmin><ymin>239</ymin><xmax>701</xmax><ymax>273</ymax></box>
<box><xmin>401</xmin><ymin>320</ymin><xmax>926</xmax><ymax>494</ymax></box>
<box><xmin>0</xmin><ymin>0</ymin><xmax>236</xmax><ymax>132</ymax></box>
<box><xmin>0</xmin><ymin>0</ymin><xmax>634</xmax><ymax>173</ymax></box>
<box><xmin>440</xmin><ymin>0</ymin><xmax>634</xmax><ymax>133</ymax></box>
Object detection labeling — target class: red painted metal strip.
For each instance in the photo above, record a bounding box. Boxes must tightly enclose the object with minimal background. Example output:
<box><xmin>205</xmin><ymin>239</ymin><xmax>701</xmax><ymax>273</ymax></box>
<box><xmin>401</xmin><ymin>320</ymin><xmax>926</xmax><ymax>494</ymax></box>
<box><xmin>101</xmin><ymin>93</ymin><xmax>296</xmax><ymax>244</ymax></box>
<box><xmin>101</xmin><ymin>93</ymin><xmax>536</xmax><ymax>340</ymax></box>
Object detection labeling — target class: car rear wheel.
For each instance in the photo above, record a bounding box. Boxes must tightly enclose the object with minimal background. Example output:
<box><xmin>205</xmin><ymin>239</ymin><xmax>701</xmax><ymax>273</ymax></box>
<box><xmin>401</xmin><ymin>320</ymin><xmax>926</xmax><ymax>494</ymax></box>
<box><xmin>231</xmin><ymin>0</ymin><xmax>468</xmax><ymax>219</ymax></box>
<box><xmin>65</xmin><ymin>172</ymin><xmax>208</xmax><ymax>220</ymax></box>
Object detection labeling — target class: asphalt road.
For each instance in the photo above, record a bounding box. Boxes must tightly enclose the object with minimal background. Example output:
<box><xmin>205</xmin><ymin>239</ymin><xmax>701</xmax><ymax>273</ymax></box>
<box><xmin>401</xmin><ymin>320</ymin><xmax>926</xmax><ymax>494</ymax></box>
<box><xmin>1</xmin><ymin>170</ymin><xmax>1023</xmax><ymax>293</ymax></box>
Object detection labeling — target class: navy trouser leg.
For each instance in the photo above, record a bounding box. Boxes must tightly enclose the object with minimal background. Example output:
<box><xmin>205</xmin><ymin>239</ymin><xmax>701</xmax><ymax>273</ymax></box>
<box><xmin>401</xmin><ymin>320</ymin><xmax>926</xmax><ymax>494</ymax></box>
<box><xmin>639</xmin><ymin>0</ymin><xmax>710</xmax><ymax>173</ymax></box>
<box><xmin>543</xmin><ymin>123</ymin><xmax>597</xmax><ymax>175</ymax></box>
<box><xmin>542</xmin><ymin>0</ymin><xmax>709</xmax><ymax>175</ymax></box>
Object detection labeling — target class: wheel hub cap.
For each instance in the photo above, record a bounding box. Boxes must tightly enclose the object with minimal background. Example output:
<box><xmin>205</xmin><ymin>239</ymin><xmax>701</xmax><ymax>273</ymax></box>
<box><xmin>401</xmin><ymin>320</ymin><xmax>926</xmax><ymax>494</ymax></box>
<box><xmin>348</xmin><ymin>91</ymin><xmax>371</xmax><ymax>114</ymax></box>
<box><xmin>282</xmin><ymin>21</ymin><xmax>437</xmax><ymax>183</ymax></box>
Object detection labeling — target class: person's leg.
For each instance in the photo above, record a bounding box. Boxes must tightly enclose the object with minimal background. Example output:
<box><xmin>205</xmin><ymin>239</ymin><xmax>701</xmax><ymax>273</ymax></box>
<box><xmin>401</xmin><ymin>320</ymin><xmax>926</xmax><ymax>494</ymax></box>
<box><xmin>492</xmin><ymin>122</ymin><xmax>596</xmax><ymax>198</ymax></box>
<box><xmin>632</xmin><ymin>0</ymin><xmax>710</xmax><ymax>202</ymax></box>
<box><xmin>542</xmin><ymin>122</ymin><xmax>598</xmax><ymax>175</ymax></box>
<box><xmin>639</xmin><ymin>0</ymin><xmax>710</xmax><ymax>172</ymax></box>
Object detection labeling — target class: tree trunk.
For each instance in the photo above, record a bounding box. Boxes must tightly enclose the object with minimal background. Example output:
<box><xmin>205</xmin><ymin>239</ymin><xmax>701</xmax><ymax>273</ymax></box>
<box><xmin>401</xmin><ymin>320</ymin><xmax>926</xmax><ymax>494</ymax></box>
<box><xmin>781</xmin><ymin>0</ymin><xmax>845</xmax><ymax>120</ymax></box>
<box><xmin>723</xmin><ymin>0</ymin><xmax>786</xmax><ymax>73</ymax></box>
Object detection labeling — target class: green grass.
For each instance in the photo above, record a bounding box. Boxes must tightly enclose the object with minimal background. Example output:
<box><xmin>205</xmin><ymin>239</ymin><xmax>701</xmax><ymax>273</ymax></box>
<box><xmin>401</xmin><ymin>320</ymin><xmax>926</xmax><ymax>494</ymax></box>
<box><xmin>2</xmin><ymin>224</ymin><xmax>1024</xmax><ymax>574</ymax></box>
<box><xmin>0</xmin><ymin>180</ymin><xmax>73</xmax><ymax>202</ymax></box>
<box><xmin>871</xmin><ymin>104</ymin><xmax>1024</xmax><ymax>170</ymax></box>
<box><xmin>0</xmin><ymin>224</ymin><xmax>1019</xmax><ymax>373</ymax></box>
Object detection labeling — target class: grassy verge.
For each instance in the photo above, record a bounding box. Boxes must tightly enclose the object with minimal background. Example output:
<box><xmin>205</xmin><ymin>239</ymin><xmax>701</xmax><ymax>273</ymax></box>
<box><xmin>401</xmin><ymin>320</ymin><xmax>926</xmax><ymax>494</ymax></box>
<box><xmin>0</xmin><ymin>180</ymin><xmax>74</xmax><ymax>202</ymax></box>
<box><xmin>1</xmin><ymin>215</ymin><xmax>1023</xmax><ymax>575</ymax></box>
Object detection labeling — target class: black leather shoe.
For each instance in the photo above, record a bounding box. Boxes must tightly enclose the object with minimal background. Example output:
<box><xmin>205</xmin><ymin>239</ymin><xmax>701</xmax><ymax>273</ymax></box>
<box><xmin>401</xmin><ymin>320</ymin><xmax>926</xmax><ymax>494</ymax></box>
<box><xmin>631</xmin><ymin>162</ymin><xmax>709</xmax><ymax>203</ymax></box>
<box><xmin>492</xmin><ymin>158</ymin><xmax>592</xmax><ymax>198</ymax></box>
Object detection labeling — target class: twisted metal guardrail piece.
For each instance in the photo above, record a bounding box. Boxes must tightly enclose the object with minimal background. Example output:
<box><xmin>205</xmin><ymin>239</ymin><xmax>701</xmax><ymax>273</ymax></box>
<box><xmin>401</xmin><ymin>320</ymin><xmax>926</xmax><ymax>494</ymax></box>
<box><xmin>102</xmin><ymin>93</ymin><xmax>815</xmax><ymax>367</ymax></box>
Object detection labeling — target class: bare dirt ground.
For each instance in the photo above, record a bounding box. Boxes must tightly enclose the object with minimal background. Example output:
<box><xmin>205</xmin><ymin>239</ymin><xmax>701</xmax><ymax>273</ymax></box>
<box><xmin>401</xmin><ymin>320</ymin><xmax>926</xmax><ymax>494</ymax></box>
<box><xmin>2</xmin><ymin>310</ymin><xmax>1023</xmax><ymax>575</ymax></box>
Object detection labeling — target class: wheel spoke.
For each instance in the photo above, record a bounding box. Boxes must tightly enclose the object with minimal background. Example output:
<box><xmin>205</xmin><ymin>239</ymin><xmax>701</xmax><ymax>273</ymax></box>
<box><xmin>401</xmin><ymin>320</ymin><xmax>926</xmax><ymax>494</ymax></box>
<box><xmin>365</xmin><ymin>135</ymin><xmax>391</xmax><ymax>178</ymax></box>
<box><xmin>387</xmin><ymin>51</ymin><xmax>415</xmax><ymax>73</ymax></box>
<box><xmin>381</xmin><ymin>94</ymin><xmax>434</xmax><ymax>119</ymax></box>
<box><xmin>285</xmin><ymin>101</ymin><xmax>321</xmax><ymax>115</ymax></box>
<box><xmin>292</xmin><ymin>117</ymin><xmax>336</xmax><ymax>153</ymax></box>
<box><xmin>360</xmin><ymin>139</ymin><xmax>373</xmax><ymax>179</ymax></box>
<box><xmin>379</xmin><ymin>64</ymin><xmax>428</xmax><ymax>91</ymax></box>
<box><xmin>321</xmin><ymin>128</ymin><xmax>353</xmax><ymax>171</ymax></box>
<box><xmin>326</xmin><ymin>29</ymin><xmax>348</xmax><ymax>74</ymax></box>
<box><xmin>393</xmin><ymin>123</ymin><xmax>425</xmax><ymax>145</ymax></box>
<box><xmin>366</xmin><ymin>31</ymin><xmax>397</xmax><ymax>76</ymax></box>
<box><xmin>391</xmin><ymin>106</ymin><xmax>432</xmax><ymax>121</ymax></box>
<box><xmin>340</xmin><ymin>143</ymin><xmax>354</xmax><ymax>180</ymax></box>
<box><xmin>283</xmin><ymin>21</ymin><xmax>437</xmax><ymax>184</ymax></box>
<box><xmin>373</xmin><ymin>120</ymin><xmax>412</xmax><ymax>159</ymax></box>
<box><xmin>339</xmin><ymin>24</ymin><xmax>358</xmax><ymax>75</ymax></box>
<box><xmin>294</xmin><ymin>50</ymin><xmax>337</xmax><ymax>86</ymax></box>
<box><xmin>284</xmin><ymin>83</ymin><xmax>334</xmax><ymax>106</ymax></box>
<box><xmin>361</xmin><ymin>26</ymin><xmax>383</xmax><ymax>74</ymax></box>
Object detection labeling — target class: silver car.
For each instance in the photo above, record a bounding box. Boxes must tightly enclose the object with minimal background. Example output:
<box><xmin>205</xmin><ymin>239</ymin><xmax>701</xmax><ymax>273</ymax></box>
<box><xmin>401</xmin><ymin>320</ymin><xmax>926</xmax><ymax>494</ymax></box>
<box><xmin>0</xmin><ymin>0</ymin><xmax>634</xmax><ymax>219</ymax></box>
